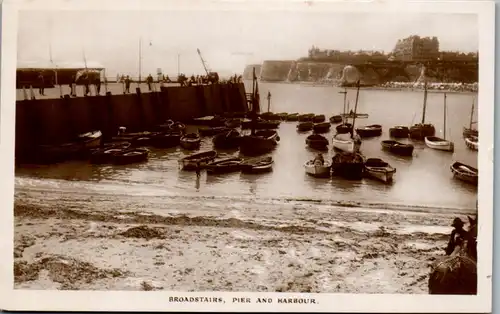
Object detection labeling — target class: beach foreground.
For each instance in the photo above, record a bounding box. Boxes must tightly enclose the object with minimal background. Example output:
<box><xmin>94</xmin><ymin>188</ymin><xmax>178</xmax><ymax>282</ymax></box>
<box><xmin>13</xmin><ymin>188</ymin><xmax>475</xmax><ymax>293</ymax></box>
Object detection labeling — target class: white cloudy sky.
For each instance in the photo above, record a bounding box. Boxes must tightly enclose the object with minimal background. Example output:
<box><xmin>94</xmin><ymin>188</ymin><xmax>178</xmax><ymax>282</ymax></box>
<box><xmin>17</xmin><ymin>10</ymin><xmax>478</xmax><ymax>77</ymax></box>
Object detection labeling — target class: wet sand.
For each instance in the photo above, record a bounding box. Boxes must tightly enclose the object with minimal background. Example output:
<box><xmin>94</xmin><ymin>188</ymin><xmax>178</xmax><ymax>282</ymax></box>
<box><xmin>13</xmin><ymin>190</ymin><xmax>475</xmax><ymax>293</ymax></box>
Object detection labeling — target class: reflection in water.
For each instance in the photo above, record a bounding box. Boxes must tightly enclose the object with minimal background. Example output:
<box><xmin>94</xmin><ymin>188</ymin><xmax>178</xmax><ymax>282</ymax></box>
<box><xmin>15</xmin><ymin>83</ymin><xmax>479</xmax><ymax>210</ymax></box>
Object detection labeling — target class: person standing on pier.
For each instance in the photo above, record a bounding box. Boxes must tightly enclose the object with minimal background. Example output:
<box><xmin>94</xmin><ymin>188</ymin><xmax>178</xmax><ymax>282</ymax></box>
<box><xmin>37</xmin><ymin>72</ymin><xmax>45</xmax><ymax>96</ymax></box>
<box><xmin>95</xmin><ymin>75</ymin><xmax>101</xmax><ymax>95</ymax></box>
<box><xmin>125</xmin><ymin>75</ymin><xmax>131</xmax><ymax>93</ymax></box>
<box><xmin>146</xmin><ymin>74</ymin><xmax>153</xmax><ymax>91</ymax></box>
<box><xmin>83</xmin><ymin>73</ymin><xmax>90</xmax><ymax>96</ymax></box>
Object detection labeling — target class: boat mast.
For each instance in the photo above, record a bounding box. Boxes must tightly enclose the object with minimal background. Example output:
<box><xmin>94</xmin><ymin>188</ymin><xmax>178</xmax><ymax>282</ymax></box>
<box><xmin>338</xmin><ymin>88</ymin><xmax>347</xmax><ymax>122</ymax></box>
<box><xmin>351</xmin><ymin>81</ymin><xmax>361</xmax><ymax>139</ymax></box>
<box><xmin>469</xmin><ymin>97</ymin><xmax>475</xmax><ymax>129</ymax></box>
<box><xmin>251</xmin><ymin>67</ymin><xmax>257</xmax><ymax>136</ymax></box>
<box><xmin>177</xmin><ymin>54</ymin><xmax>180</xmax><ymax>77</ymax></box>
<box><xmin>443</xmin><ymin>93</ymin><xmax>447</xmax><ymax>140</ymax></box>
<box><xmin>421</xmin><ymin>80</ymin><xmax>428</xmax><ymax>124</ymax></box>
<box><xmin>138</xmin><ymin>37</ymin><xmax>142</xmax><ymax>84</ymax></box>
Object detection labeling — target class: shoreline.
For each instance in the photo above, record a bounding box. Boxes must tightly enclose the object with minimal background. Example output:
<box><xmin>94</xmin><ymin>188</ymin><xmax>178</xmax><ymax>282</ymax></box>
<box><xmin>13</xmin><ymin>189</ymin><xmax>470</xmax><ymax>292</ymax></box>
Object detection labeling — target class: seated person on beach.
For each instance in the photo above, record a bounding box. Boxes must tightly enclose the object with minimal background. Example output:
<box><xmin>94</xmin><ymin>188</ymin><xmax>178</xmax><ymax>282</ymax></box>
<box><xmin>445</xmin><ymin>217</ymin><xmax>468</xmax><ymax>255</ymax></box>
<box><xmin>313</xmin><ymin>153</ymin><xmax>324</xmax><ymax>165</ymax></box>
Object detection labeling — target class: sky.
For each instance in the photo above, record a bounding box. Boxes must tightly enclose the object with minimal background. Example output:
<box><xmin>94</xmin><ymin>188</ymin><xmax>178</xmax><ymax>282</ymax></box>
<box><xmin>17</xmin><ymin>10</ymin><xmax>478</xmax><ymax>77</ymax></box>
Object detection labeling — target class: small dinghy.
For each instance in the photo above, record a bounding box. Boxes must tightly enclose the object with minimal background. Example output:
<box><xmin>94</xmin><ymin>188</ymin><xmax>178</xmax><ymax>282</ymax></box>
<box><xmin>336</xmin><ymin>123</ymin><xmax>353</xmax><ymax>134</ymax></box>
<box><xmin>313</xmin><ymin>114</ymin><xmax>326</xmax><ymax>123</ymax></box>
<box><xmin>260</xmin><ymin>112</ymin><xmax>280</xmax><ymax>121</ymax></box>
<box><xmin>286</xmin><ymin>113</ymin><xmax>299</xmax><ymax>121</ymax></box>
<box><xmin>450</xmin><ymin>161</ymin><xmax>478</xmax><ymax>185</ymax></box>
<box><xmin>38</xmin><ymin>130</ymin><xmax>103</xmax><ymax>162</ymax></box>
<box><xmin>276</xmin><ymin>112</ymin><xmax>289</xmax><ymax>121</ymax></box>
<box><xmin>206</xmin><ymin>157</ymin><xmax>244</xmax><ymax>174</ymax></box>
<box><xmin>179</xmin><ymin>150</ymin><xmax>218</xmax><ymax>171</ymax></box>
<box><xmin>212</xmin><ymin>129</ymin><xmax>242</xmax><ymax>149</ymax></box>
<box><xmin>239</xmin><ymin>130</ymin><xmax>280</xmax><ymax>156</ymax></box>
<box><xmin>169</xmin><ymin>122</ymin><xmax>187</xmax><ymax>134</ymax></box>
<box><xmin>424</xmin><ymin>136</ymin><xmax>454</xmax><ymax>152</ymax></box>
<box><xmin>340</xmin><ymin>112</ymin><xmax>369</xmax><ymax>119</ymax></box>
<box><xmin>389</xmin><ymin>126</ymin><xmax>410</xmax><ymax>138</ymax></box>
<box><xmin>198</xmin><ymin>126</ymin><xmax>230</xmax><ymax>137</ymax></box>
<box><xmin>313</xmin><ymin>122</ymin><xmax>331</xmax><ymax>134</ymax></box>
<box><xmin>381</xmin><ymin>140</ymin><xmax>414</xmax><ymax>157</ymax></box>
<box><xmin>304</xmin><ymin>159</ymin><xmax>332</xmax><ymax>178</ymax></box>
<box><xmin>180</xmin><ymin>133</ymin><xmax>201</xmax><ymax>150</ymax></box>
<box><xmin>241</xmin><ymin>156</ymin><xmax>274</xmax><ymax>174</ymax></box>
<box><xmin>306</xmin><ymin>134</ymin><xmax>329</xmax><ymax>150</ymax></box>
<box><xmin>298</xmin><ymin>113</ymin><xmax>315</xmax><ymax>122</ymax></box>
<box><xmin>224</xmin><ymin>118</ymin><xmax>241</xmax><ymax>128</ymax></box>
<box><xmin>90</xmin><ymin>142</ymin><xmax>131</xmax><ymax>164</ymax></box>
<box><xmin>192</xmin><ymin>116</ymin><xmax>226</xmax><ymax>127</ymax></box>
<box><xmin>113</xmin><ymin>148</ymin><xmax>149</xmax><ymax>165</ymax></box>
<box><xmin>297</xmin><ymin>122</ymin><xmax>314</xmax><ymax>132</ymax></box>
<box><xmin>356</xmin><ymin>124</ymin><xmax>382</xmax><ymax>138</ymax></box>
<box><xmin>465</xmin><ymin>136</ymin><xmax>478</xmax><ymax>151</ymax></box>
<box><xmin>331</xmin><ymin>133</ymin><xmax>362</xmax><ymax>153</ymax></box>
<box><xmin>150</xmin><ymin>132</ymin><xmax>182</xmax><ymax>148</ymax></box>
<box><xmin>329</xmin><ymin>115</ymin><xmax>343</xmax><ymax>124</ymax></box>
<box><xmin>364</xmin><ymin>158</ymin><xmax>396</xmax><ymax>184</ymax></box>
<box><xmin>241</xmin><ymin>118</ymin><xmax>280</xmax><ymax>130</ymax></box>
<box><xmin>331</xmin><ymin>152</ymin><xmax>365</xmax><ymax>180</ymax></box>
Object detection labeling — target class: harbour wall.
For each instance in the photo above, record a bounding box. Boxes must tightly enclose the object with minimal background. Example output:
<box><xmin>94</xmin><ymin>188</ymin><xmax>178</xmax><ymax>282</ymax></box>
<box><xmin>15</xmin><ymin>83</ymin><xmax>248</xmax><ymax>154</ymax></box>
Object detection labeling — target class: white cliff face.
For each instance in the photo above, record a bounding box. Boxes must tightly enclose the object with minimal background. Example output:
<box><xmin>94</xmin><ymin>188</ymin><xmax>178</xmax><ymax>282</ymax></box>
<box><xmin>340</xmin><ymin>65</ymin><xmax>361</xmax><ymax>84</ymax></box>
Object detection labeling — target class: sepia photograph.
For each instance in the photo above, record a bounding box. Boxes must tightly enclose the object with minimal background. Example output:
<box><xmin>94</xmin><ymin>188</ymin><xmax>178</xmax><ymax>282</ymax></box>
<box><xmin>0</xmin><ymin>0</ymin><xmax>494</xmax><ymax>312</ymax></box>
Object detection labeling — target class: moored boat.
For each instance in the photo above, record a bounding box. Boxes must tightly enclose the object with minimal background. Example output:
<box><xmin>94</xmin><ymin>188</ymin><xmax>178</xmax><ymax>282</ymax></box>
<box><xmin>424</xmin><ymin>136</ymin><xmax>454</xmax><ymax>152</ymax></box>
<box><xmin>332</xmin><ymin>133</ymin><xmax>361</xmax><ymax>153</ymax></box>
<box><xmin>336</xmin><ymin>123</ymin><xmax>353</xmax><ymax>134</ymax></box>
<box><xmin>276</xmin><ymin>112</ymin><xmax>289</xmax><ymax>121</ymax></box>
<box><xmin>286</xmin><ymin>113</ymin><xmax>299</xmax><ymax>121</ymax></box>
<box><xmin>340</xmin><ymin>112</ymin><xmax>369</xmax><ymax>119</ymax></box>
<box><xmin>192</xmin><ymin>115</ymin><xmax>226</xmax><ymax>127</ymax></box>
<box><xmin>364</xmin><ymin>158</ymin><xmax>396</xmax><ymax>183</ymax></box>
<box><xmin>241</xmin><ymin>156</ymin><xmax>274</xmax><ymax>173</ymax></box>
<box><xmin>329</xmin><ymin>115</ymin><xmax>343</xmax><ymax>124</ymax></box>
<box><xmin>90</xmin><ymin>142</ymin><xmax>131</xmax><ymax>164</ymax></box>
<box><xmin>198</xmin><ymin>126</ymin><xmax>230</xmax><ymax>137</ymax></box>
<box><xmin>240</xmin><ymin>130</ymin><xmax>279</xmax><ymax>156</ymax></box>
<box><xmin>224</xmin><ymin>118</ymin><xmax>241</xmax><ymax>128</ymax></box>
<box><xmin>306</xmin><ymin>134</ymin><xmax>329</xmax><ymax>150</ymax></box>
<box><xmin>331</xmin><ymin>152</ymin><xmax>365</xmax><ymax>180</ymax></box>
<box><xmin>304</xmin><ymin>159</ymin><xmax>332</xmax><ymax>178</ymax></box>
<box><xmin>313</xmin><ymin>122</ymin><xmax>331</xmax><ymax>134</ymax></box>
<box><xmin>298</xmin><ymin>113</ymin><xmax>315</xmax><ymax>122</ymax></box>
<box><xmin>178</xmin><ymin>150</ymin><xmax>218</xmax><ymax>170</ymax></box>
<box><xmin>180</xmin><ymin>133</ymin><xmax>201</xmax><ymax>150</ymax></box>
<box><xmin>313</xmin><ymin>114</ymin><xmax>326</xmax><ymax>123</ymax></box>
<box><xmin>356</xmin><ymin>124</ymin><xmax>382</xmax><ymax>138</ymax></box>
<box><xmin>241</xmin><ymin>118</ymin><xmax>280</xmax><ymax>130</ymax></box>
<box><xmin>389</xmin><ymin>126</ymin><xmax>410</xmax><ymax>138</ymax></box>
<box><xmin>465</xmin><ymin>136</ymin><xmax>478</xmax><ymax>151</ymax></box>
<box><xmin>409</xmin><ymin>81</ymin><xmax>435</xmax><ymax>140</ymax></box>
<box><xmin>38</xmin><ymin>130</ymin><xmax>103</xmax><ymax>162</ymax></box>
<box><xmin>205</xmin><ymin>157</ymin><xmax>243</xmax><ymax>174</ymax></box>
<box><xmin>112</xmin><ymin>148</ymin><xmax>149</xmax><ymax>165</ymax></box>
<box><xmin>450</xmin><ymin>161</ymin><xmax>478</xmax><ymax>185</ymax></box>
<box><xmin>259</xmin><ymin>112</ymin><xmax>281</xmax><ymax>121</ymax></box>
<box><xmin>381</xmin><ymin>140</ymin><xmax>414</xmax><ymax>157</ymax></box>
<box><xmin>169</xmin><ymin>122</ymin><xmax>187</xmax><ymax>134</ymax></box>
<box><xmin>297</xmin><ymin>122</ymin><xmax>314</xmax><ymax>132</ymax></box>
<box><xmin>213</xmin><ymin>129</ymin><xmax>242</xmax><ymax>149</ymax></box>
<box><xmin>150</xmin><ymin>132</ymin><xmax>181</xmax><ymax>148</ymax></box>
<box><xmin>463</xmin><ymin>97</ymin><xmax>478</xmax><ymax>139</ymax></box>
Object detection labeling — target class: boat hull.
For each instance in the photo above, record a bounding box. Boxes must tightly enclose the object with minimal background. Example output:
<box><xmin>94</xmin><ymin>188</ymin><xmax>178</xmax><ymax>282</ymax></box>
<box><xmin>331</xmin><ymin>134</ymin><xmax>361</xmax><ymax>153</ymax></box>
<box><xmin>313</xmin><ymin>123</ymin><xmax>331</xmax><ymax>134</ymax></box>
<box><xmin>409</xmin><ymin>124</ymin><xmax>435</xmax><ymax>140</ymax></box>
<box><xmin>331</xmin><ymin>152</ymin><xmax>365</xmax><ymax>180</ymax></box>
<box><xmin>365</xmin><ymin>168</ymin><xmax>396</xmax><ymax>183</ymax></box>
<box><xmin>381</xmin><ymin>141</ymin><xmax>414</xmax><ymax>157</ymax></box>
<box><xmin>212</xmin><ymin>131</ymin><xmax>242</xmax><ymax>149</ymax></box>
<box><xmin>179</xmin><ymin>151</ymin><xmax>218</xmax><ymax>170</ymax></box>
<box><xmin>389</xmin><ymin>126</ymin><xmax>410</xmax><ymax>138</ymax></box>
<box><xmin>463</xmin><ymin>127</ymin><xmax>478</xmax><ymax>139</ymax></box>
<box><xmin>113</xmin><ymin>148</ymin><xmax>149</xmax><ymax>165</ymax></box>
<box><xmin>38</xmin><ymin>130</ymin><xmax>103</xmax><ymax>162</ymax></box>
<box><xmin>356</xmin><ymin>125</ymin><xmax>382</xmax><ymax>138</ymax></box>
<box><xmin>424</xmin><ymin>136</ymin><xmax>454</xmax><ymax>152</ymax></box>
<box><xmin>240</xmin><ymin>132</ymin><xmax>278</xmax><ymax>156</ymax></box>
<box><xmin>304</xmin><ymin>161</ymin><xmax>331</xmax><ymax>178</ymax></box>
<box><xmin>336</xmin><ymin>123</ymin><xmax>353</xmax><ymax>134</ymax></box>
<box><xmin>450</xmin><ymin>162</ymin><xmax>478</xmax><ymax>185</ymax></box>
<box><xmin>206</xmin><ymin>158</ymin><xmax>243</xmax><ymax>174</ymax></box>
<box><xmin>465</xmin><ymin>137</ymin><xmax>478</xmax><ymax>151</ymax></box>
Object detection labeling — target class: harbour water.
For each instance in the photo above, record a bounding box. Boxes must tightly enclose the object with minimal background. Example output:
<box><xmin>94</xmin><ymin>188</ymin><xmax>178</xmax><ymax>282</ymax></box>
<box><xmin>15</xmin><ymin>81</ymin><xmax>478</xmax><ymax>211</ymax></box>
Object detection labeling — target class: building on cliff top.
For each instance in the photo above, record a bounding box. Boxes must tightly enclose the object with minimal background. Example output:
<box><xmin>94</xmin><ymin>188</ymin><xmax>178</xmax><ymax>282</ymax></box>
<box><xmin>392</xmin><ymin>35</ymin><xmax>440</xmax><ymax>62</ymax></box>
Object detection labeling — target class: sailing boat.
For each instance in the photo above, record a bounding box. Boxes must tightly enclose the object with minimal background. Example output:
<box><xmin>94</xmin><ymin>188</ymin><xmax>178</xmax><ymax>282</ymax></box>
<box><xmin>239</xmin><ymin>68</ymin><xmax>280</xmax><ymax>156</ymax></box>
<box><xmin>409</xmin><ymin>81</ymin><xmax>436</xmax><ymax>140</ymax></box>
<box><xmin>463</xmin><ymin>97</ymin><xmax>478</xmax><ymax>138</ymax></box>
<box><xmin>331</xmin><ymin>82</ymin><xmax>362</xmax><ymax>153</ymax></box>
<box><xmin>424</xmin><ymin>93</ymin><xmax>454</xmax><ymax>152</ymax></box>
<box><xmin>336</xmin><ymin>89</ymin><xmax>353</xmax><ymax>133</ymax></box>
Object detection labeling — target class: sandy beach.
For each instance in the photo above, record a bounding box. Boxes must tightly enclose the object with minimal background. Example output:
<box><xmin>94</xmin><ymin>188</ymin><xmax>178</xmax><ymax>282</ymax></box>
<box><xmin>13</xmin><ymin>187</ymin><xmax>475</xmax><ymax>293</ymax></box>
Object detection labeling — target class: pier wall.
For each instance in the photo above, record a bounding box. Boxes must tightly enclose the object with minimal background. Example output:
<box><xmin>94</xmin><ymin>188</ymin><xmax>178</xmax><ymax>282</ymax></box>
<box><xmin>15</xmin><ymin>83</ymin><xmax>248</xmax><ymax>154</ymax></box>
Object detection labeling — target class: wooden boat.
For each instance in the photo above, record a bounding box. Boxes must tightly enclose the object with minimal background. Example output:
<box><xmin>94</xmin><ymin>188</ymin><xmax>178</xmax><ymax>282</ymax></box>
<box><xmin>410</xmin><ymin>81</ymin><xmax>436</xmax><ymax>140</ymax></box>
<box><xmin>336</xmin><ymin>123</ymin><xmax>353</xmax><ymax>134</ymax></box>
<box><xmin>169</xmin><ymin>122</ymin><xmax>186</xmax><ymax>134</ymax></box>
<box><xmin>381</xmin><ymin>140</ymin><xmax>414</xmax><ymax>157</ymax></box>
<box><xmin>179</xmin><ymin>150</ymin><xmax>218</xmax><ymax>170</ymax></box>
<box><xmin>38</xmin><ymin>130</ymin><xmax>103</xmax><ymax>162</ymax></box>
<box><xmin>240</xmin><ymin>130</ymin><xmax>279</xmax><ymax>156</ymax></box>
<box><xmin>212</xmin><ymin>129</ymin><xmax>242</xmax><ymax>149</ymax></box>
<box><xmin>224</xmin><ymin>118</ymin><xmax>241</xmax><ymax>128</ymax></box>
<box><xmin>364</xmin><ymin>158</ymin><xmax>396</xmax><ymax>183</ymax></box>
<box><xmin>465</xmin><ymin>136</ymin><xmax>478</xmax><ymax>151</ymax></box>
<box><xmin>90</xmin><ymin>142</ymin><xmax>131</xmax><ymax>164</ymax></box>
<box><xmin>313</xmin><ymin>122</ymin><xmax>331</xmax><ymax>133</ymax></box>
<box><xmin>205</xmin><ymin>157</ymin><xmax>243</xmax><ymax>174</ymax></box>
<box><xmin>313</xmin><ymin>114</ymin><xmax>326</xmax><ymax>123</ymax></box>
<box><xmin>241</xmin><ymin>156</ymin><xmax>274</xmax><ymax>173</ymax></box>
<box><xmin>260</xmin><ymin>112</ymin><xmax>281</xmax><ymax>121</ymax></box>
<box><xmin>155</xmin><ymin>119</ymin><xmax>174</xmax><ymax>131</ymax></box>
<box><xmin>356</xmin><ymin>124</ymin><xmax>382</xmax><ymax>138</ymax></box>
<box><xmin>329</xmin><ymin>115</ymin><xmax>343</xmax><ymax>124</ymax></box>
<box><xmin>331</xmin><ymin>152</ymin><xmax>365</xmax><ymax>180</ymax></box>
<box><xmin>286</xmin><ymin>113</ymin><xmax>299</xmax><ymax>121</ymax></box>
<box><xmin>192</xmin><ymin>115</ymin><xmax>226</xmax><ymax>127</ymax></box>
<box><xmin>180</xmin><ymin>133</ymin><xmax>201</xmax><ymax>150</ymax></box>
<box><xmin>389</xmin><ymin>126</ymin><xmax>410</xmax><ymax>138</ymax></box>
<box><xmin>297</xmin><ymin>122</ymin><xmax>314</xmax><ymax>132</ymax></box>
<box><xmin>150</xmin><ymin>132</ymin><xmax>182</xmax><ymax>148</ymax></box>
<box><xmin>112</xmin><ymin>129</ymin><xmax>156</xmax><ymax>142</ymax></box>
<box><xmin>222</xmin><ymin>111</ymin><xmax>246</xmax><ymax>119</ymax></box>
<box><xmin>340</xmin><ymin>112</ymin><xmax>369</xmax><ymax>119</ymax></box>
<box><xmin>276</xmin><ymin>112</ymin><xmax>289</xmax><ymax>120</ymax></box>
<box><xmin>463</xmin><ymin>97</ymin><xmax>478</xmax><ymax>139</ymax></box>
<box><xmin>424</xmin><ymin>93</ymin><xmax>454</xmax><ymax>152</ymax></box>
<box><xmin>198</xmin><ymin>126</ymin><xmax>230</xmax><ymax>137</ymax></box>
<box><xmin>332</xmin><ymin>133</ymin><xmax>361</xmax><ymax>153</ymax></box>
<box><xmin>241</xmin><ymin>118</ymin><xmax>280</xmax><ymax>130</ymax></box>
<box><xmin>304</xmin><ymin>159</ymin><xmax>332</xmax><ymax>178</ymax></box>
<box><xmin>113</xmin><ymin>148</ymin><xmax>149</xmax><ymax>165</ymax></box>
<box><xmin>306</xmin><ymin>134</ymin><xmax>329</xmax><ymax>150</ymax></box>
<box><xmin>298</xmin><ymin>113</ymin><xmax>315</xmax><ymax>122</ymax></box>
<box><xmin>450</xmin><ymin>161</ymin><xmax>478</xmax><ymax>185</ymax></box>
